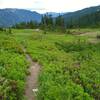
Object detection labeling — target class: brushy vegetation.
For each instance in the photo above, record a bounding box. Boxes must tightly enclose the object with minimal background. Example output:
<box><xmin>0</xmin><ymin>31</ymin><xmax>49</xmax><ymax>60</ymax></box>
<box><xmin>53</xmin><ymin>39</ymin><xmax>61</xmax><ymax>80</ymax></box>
<box><xmin>14</xmin><ymin>29</ymin><xmax>100</xmax><ymax>100</ymax></box>
<box><xmin>0</xmin><ymin>31</ymin><xmax>28</xmax><ymax>100</ymax></box>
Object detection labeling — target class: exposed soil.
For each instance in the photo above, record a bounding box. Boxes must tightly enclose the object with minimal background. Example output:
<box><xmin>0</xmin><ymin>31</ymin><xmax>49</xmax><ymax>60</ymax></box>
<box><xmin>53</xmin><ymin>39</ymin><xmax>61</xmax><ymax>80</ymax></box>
<box><xmin>23</xmin><ymin>47</ymin><xmax>40</xmax><ymax>100</ymax></box>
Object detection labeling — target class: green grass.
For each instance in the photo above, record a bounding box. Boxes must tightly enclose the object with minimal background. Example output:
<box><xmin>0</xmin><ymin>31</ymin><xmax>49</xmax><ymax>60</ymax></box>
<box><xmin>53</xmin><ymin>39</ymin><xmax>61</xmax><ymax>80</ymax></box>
<box><xmin>0</xmin><ymin>29</ymin><xmax>100</xmax><ymax>100</ymax></box>
<box><xmin>14</xmin><ymin>29</ymin><xmax>100</xmax><ymax>100</ymax></box>
<box><xmin>0</xmin><ymin>31</ymin><xmax>28</xmax><ymax>100</ymax></box>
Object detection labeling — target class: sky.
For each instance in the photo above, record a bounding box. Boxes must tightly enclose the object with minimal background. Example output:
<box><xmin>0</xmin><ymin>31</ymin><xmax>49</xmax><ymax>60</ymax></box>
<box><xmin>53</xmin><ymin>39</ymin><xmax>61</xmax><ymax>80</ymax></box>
<box><xmin>0</xmin><ymin>0</ymin><xmax>100</xmax><ymax>13</ymax></box>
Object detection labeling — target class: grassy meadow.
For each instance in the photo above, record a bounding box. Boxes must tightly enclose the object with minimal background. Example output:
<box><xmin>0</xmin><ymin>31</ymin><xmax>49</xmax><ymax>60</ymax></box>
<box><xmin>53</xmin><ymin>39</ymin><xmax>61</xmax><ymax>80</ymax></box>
<box><xmin>0</xmin><ymin>28</ymin><xmax>100</xmax><ymax>100</ymax></box>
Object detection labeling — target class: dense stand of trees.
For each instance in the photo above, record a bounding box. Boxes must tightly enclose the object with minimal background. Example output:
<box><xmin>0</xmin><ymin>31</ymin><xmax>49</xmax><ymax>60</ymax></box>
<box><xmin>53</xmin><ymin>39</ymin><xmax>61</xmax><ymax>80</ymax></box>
<box><xmin>40</xmin><ymin>14</ymin><xmax>65</xmax><ymax>32</ymax></box>
<box><xmin>13</xmin><ymin>21</ymin><xmax>38</xmax><ymax>29</ymax></box>
<box><xmin>55</xmin><ymin>15</ymin><xmax>66</xmax><ymax>32</ymax></box>
<box><xmin>0</xmin><ymin>27</ymin><xmax>12</xmax><ymax>34</ymax></box>
<box><xmin>40</xmin><ymin>14</ymin><xmax>54</xmax><ymax>30</ymax></box>
<box><xmin>13</xmin><ymin>14</ymin><xmax>66</xmax><ymax>32</ymax></box>
<box><xmin>41</xmin><ymin>15</ymin><xmax>65</xmax><ymax>30</ymax></box>
<box><xmin>66</xmin><ymin>11</ymin><xmax>100</xmax><ymax>28</ymax></box>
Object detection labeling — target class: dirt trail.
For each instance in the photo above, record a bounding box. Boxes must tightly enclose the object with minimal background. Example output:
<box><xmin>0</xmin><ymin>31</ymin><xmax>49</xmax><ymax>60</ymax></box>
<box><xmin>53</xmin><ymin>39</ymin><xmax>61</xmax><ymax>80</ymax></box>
<box><xmin>23</xmin><ymin>47</ymin><xmax>40</xmax><ymax>100</ymax></box>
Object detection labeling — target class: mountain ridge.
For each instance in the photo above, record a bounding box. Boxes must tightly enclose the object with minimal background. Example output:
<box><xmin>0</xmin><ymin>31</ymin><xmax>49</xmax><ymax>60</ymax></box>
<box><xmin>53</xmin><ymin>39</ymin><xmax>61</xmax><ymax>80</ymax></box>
<box><xmin>0</xmin><ymin>5</ymin><xmax>100</xmax><ymax>27</ymax></box>
<box><xmin>63</xmin><ymin>5</ymin><xmax>100</xmax><ymax>21</ymax></box>
<box><xmin>0</xmin><ymin>8</ymin><xmax>41</xmax><ymax>27</ymax></box>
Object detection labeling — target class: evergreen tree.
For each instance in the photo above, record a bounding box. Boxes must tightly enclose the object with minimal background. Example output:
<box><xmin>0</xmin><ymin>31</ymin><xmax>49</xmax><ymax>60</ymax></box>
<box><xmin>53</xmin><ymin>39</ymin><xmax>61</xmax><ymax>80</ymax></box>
<box><xmin>13</xmin><ymin>21</ymin><xmax>38</xmax><ymax>29</ymax></box>
<box><xmin>55</xmin><ymin>15</ymin><xmax>66</xmax><ymax>32</ymax></box>
<box><xmin>40</xmin><ymin>14</ymin><xmax>54</xmax><ymax>31</ymax></box>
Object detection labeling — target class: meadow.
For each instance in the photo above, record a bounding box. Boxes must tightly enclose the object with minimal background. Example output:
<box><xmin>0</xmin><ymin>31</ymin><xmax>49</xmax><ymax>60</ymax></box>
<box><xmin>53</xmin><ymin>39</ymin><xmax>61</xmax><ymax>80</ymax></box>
<box><xmin>0</xmin><ymin>28</ymin><xmax>100</xmax><ymax>100</ymax></box>
<box><xmin>0</xmin><ymin>30</ymin><xmax>29</xmax><ymax>100</ymax></box>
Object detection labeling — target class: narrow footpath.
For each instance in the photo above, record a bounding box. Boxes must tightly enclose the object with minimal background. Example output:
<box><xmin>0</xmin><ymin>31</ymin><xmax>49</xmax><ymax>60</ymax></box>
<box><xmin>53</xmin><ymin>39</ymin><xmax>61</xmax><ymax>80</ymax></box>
<box><xmin>23</xmin><ymin>47</ymin><xmax>40</xmax><ymax>100</ymax></box>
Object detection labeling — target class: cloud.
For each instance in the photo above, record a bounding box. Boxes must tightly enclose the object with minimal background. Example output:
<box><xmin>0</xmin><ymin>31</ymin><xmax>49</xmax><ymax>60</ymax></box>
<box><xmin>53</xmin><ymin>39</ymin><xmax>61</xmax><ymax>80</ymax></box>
<box><xmin>0</xmin><ymin>0</ymin><xmax>3</xmax><ymax>4</ymax></box>
<box><xmin>42</xmin><ymin>0</ymin><xmax>100</xmax><ymax>12</ymax></box>
<box><xmin>0</xmin><ymin>0</ymin><xmax>100</xmax><ymax>13</ymax></box>
<box><xmin>0</xmin><ymin>0</ymin><xmax>43</xmax><ymax>8</ymax></box>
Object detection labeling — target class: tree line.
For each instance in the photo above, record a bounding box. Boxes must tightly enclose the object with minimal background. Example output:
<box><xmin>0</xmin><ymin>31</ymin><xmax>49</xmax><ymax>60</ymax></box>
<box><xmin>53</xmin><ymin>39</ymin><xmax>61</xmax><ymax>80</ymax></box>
<box><xmin>66</xmin><ymin>11</ymin><xmax>100</xmax><ymax>28</ymax></box>
<box><xmin>12</xmin><ymin>14</ymin><xmax>66</xmax><ymax>32</ymax></box>
<box><xmin>13</xmin><ymin>11</ymin><xmax>100</xmax><ymax>30</ymax></box>
<box><xmin>1</xmin><ymin>11</ymin><xmax>100</xmax><ymax>32</ymax></box>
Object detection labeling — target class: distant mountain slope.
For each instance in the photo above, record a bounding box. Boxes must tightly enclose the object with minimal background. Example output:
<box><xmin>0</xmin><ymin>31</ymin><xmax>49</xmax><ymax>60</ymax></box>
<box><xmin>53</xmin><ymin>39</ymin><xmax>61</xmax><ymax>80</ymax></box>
<box><xmin>45</xmin><ymin>12</ymin><xmax>64</xmax><ymax>17</ymax></box>
<box><xmin>66</xmin><ymin>11</ymin><xmax>100</xmax><ymax>28</ymax></box>
<box><xmin>0</xmin><ymin>9</ymin><xmax>41</xmax><ymax>27</ymax></box>
<box><xmin>1</xmin><ymin>5</ymin><xmax>100</xmax><ymax>27</ymax></box>
<box><xmin>63</xmin><ymin>5</ymin><xmax>100</xmax><ymax>23</ymax></box>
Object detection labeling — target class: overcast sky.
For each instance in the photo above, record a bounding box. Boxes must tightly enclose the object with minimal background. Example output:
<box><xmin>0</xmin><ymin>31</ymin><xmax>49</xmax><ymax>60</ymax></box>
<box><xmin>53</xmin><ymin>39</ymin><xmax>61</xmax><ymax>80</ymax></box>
<box><xmin>0</xmin><ymin>0</ymin><xmax>100</xmax><ymax>13</ymax></box>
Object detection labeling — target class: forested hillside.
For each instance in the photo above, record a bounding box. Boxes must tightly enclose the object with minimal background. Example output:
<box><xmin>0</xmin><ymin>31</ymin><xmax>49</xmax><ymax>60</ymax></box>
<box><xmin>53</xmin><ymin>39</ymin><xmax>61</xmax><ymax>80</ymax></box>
<box><xmin>66</xmin><ymin>11</ymin><xmax>100</xmax><ymax>28</ymax></box>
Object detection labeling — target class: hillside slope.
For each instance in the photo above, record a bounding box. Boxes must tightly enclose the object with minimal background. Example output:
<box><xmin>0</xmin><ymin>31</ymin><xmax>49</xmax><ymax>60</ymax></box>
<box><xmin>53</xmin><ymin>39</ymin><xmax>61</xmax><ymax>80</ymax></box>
<box><xmin>63</xmin><ymin>5</ymin><xmax>100</xmax><ymax>26</ymax></box>
<box><xmin>66</xmin><ymin>11</ymin><xmax>100</xmax><ymax>28</ymax></box>
<box><xmin>0</xmin><ymin>9</ymin><xmax>41</xmax><ymax>27</ymax></box>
